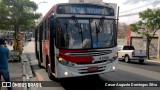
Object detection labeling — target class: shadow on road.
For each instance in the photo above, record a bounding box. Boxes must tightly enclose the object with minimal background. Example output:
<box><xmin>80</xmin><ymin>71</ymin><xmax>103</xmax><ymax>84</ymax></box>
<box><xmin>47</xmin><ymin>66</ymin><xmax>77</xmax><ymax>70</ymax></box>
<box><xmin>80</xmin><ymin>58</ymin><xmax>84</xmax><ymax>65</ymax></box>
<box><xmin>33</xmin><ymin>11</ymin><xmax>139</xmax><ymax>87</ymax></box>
<box><xmin>59</xmin><ymin>75</ymin><xmax>114</xmax><ymax>90</ymax></box>
<box><xmin>119</xmin><ymin>60</ymin><xmax>160</xmax><ymax>73</ymax></box>
<box><xmin>119</xmin><ymin>60</ymin><xmax>160</xmax><ymax>66</ymax></box>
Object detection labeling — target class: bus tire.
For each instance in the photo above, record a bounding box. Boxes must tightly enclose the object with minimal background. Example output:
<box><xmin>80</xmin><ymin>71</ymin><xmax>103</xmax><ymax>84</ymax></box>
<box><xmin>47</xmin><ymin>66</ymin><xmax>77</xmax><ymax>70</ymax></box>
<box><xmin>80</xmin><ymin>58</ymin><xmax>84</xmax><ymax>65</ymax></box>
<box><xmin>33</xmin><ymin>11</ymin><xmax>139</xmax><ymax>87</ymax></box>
<box><xmin>38</xmin><ymin>62</ymin><xmax>43</xmax><ymax>68</ymax></box>
<box><xmin>47</xmin><ymin>63</ymin><xmax>59</xmax><ymax>81</ymax></box>
<box><xmin>47</xmin><ymin>64</ymin><xmax>53</xmax><ymax>79</ymax></box>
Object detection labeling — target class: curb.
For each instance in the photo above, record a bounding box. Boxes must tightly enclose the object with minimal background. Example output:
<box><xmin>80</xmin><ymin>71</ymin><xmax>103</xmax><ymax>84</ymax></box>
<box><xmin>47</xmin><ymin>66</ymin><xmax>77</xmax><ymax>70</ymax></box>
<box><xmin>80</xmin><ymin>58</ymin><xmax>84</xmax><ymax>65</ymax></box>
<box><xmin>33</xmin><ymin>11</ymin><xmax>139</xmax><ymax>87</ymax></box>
<box><xmin>21</xmin><ymin>54</ymin><xmax>27</xmax><ymax>90</ymax></box>
<box><xmin>21</xmin><ymin>54</ymin><xmax>33</xmax><ymax>90</ymax></box>
<box><xmin>146</xmin><ymin>60</ymin><xmax>160</xmax><ymax>64</ymax></box>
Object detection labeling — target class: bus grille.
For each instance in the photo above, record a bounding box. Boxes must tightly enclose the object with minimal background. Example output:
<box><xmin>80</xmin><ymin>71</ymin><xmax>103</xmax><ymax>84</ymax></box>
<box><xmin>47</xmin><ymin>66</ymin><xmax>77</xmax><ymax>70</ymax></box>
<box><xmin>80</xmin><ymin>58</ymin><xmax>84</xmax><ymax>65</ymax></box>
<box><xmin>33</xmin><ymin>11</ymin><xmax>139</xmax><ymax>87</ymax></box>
<box><xmin>67</xmin><ymin>50</ymin><xmax>112</xmax><ymax>56</ymax></box>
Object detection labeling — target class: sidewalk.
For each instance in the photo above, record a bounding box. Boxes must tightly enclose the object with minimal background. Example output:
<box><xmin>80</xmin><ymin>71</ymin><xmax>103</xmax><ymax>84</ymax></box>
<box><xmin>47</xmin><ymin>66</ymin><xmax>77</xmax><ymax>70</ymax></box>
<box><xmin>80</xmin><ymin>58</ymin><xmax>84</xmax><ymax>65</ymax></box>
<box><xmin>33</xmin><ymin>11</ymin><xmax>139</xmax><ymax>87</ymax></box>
<box><xmin>1</xmin><ymin>45</ymin><xmax>28</xmax><ymax>90</ymax></box>
<box><xmin>147</xmin><ymin>59</ymin><xmax>160</xmax><ymax>63</ymax></box>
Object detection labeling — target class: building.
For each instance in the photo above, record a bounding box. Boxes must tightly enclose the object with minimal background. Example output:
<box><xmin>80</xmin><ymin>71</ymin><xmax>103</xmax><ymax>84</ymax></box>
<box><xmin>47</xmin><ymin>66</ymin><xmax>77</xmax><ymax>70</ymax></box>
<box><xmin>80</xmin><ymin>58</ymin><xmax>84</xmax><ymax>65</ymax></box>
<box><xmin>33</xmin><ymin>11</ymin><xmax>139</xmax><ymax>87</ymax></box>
<box><xmin>129</xmin><ymin>29</ymin><xmax>160</xmax><ymax>59</ymax></box>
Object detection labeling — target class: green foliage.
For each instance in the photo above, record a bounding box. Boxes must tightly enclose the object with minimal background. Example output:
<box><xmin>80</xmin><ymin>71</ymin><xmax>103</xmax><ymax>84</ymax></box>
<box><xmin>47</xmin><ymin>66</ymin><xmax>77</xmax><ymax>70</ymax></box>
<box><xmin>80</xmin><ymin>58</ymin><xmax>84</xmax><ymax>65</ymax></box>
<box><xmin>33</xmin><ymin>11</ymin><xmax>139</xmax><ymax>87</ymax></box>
<box><xmin>131</xmin><ymin>8</ymin><xmax>160</xmax><ymax>59</ymax></box>
<box><xmin>131</xmin><ymin>8</ymin><xmax>160</xmax><ymax>38</ymax></box>
<box><xmin>0</xmin><ymin>0</ymin><xmax>42</xmax><ymax>31</ymax></box>
<box><xmin>0</xmin><ymin>2</ymin><xmax>11</xmax><ymax>29</ymax></box>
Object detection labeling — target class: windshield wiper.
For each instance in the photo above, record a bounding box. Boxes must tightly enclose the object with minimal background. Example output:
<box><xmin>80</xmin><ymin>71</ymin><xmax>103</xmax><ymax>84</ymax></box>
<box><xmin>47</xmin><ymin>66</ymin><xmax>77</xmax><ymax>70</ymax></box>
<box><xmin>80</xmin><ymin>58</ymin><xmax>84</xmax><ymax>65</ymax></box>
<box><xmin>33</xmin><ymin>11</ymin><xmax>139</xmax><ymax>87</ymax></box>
<box><xmin>95</xmin><ymin>22</ymin><xmax>99</xmax><ymax>43</ymax></box>
<box><xmin>64</xmin><ymin>20</ymin><xmax>70</xmax><ymax>47</ymax></box>
<box><xmin>74</xmin><ymin>19</ymin><xmax>83</xmax><ymax>44</ymax></box>
<box><xmin>95</xmin><ymin>19</ymin><xmax>104</xmax><ymax>44</ymax></box>
<box><xmin>64</xmin><ymin>20</ymin><xmax>68</xmax><ymax>33</ymax></box>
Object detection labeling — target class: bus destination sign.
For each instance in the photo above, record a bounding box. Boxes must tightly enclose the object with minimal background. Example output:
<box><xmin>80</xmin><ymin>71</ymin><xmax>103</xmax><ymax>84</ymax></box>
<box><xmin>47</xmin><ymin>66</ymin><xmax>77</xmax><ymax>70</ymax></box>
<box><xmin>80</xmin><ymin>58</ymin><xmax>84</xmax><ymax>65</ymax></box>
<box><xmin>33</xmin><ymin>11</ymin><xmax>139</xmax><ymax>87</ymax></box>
<box><xmin>57</xmin><ymin>4</ymin><xmax>114</xmax><ymax>16</ymax></box>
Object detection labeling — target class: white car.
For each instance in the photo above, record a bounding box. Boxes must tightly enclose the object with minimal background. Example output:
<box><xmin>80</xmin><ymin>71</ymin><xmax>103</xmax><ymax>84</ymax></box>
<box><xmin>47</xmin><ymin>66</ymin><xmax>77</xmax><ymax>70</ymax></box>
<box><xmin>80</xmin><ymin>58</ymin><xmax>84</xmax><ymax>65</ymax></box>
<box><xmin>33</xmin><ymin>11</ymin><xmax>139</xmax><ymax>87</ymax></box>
<box><xmin>118</xmin><ymin>45</ymin><xmax>147</xmax><ymax>64</ymax></box>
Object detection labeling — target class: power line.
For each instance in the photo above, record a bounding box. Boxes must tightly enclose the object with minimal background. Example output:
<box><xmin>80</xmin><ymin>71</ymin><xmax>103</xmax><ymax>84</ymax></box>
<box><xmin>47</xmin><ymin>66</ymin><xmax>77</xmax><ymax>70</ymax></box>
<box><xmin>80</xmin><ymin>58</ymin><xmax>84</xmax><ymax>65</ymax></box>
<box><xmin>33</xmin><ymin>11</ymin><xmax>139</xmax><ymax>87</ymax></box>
<box><xmin>119</xmin><ymin>12</ymin><xmax>139</xmax><ymax>17</ymax></box>
<box><xmin>120</xmin><ymin>1</ymin><xmax>159</xmax><ymax>14</ymax></box>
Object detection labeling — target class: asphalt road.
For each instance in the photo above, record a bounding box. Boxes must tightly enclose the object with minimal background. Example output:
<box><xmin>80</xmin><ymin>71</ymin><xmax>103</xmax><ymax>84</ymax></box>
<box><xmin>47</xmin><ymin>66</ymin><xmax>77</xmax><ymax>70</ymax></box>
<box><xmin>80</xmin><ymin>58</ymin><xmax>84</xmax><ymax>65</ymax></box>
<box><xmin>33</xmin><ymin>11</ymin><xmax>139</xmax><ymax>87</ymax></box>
<box><xmin>28</xmin><ymin>55</ymin><xmax>160</xmax><ymax>90</ymax></box>
<box><xmin>119</xmin><ymin>60</ymin><xmax>160</xmax><ymax>72</ymax></box>
<box><xmin>24</xmin><ymin>40</ymin><xmax>160</xmax><ymax>90</ymax></box>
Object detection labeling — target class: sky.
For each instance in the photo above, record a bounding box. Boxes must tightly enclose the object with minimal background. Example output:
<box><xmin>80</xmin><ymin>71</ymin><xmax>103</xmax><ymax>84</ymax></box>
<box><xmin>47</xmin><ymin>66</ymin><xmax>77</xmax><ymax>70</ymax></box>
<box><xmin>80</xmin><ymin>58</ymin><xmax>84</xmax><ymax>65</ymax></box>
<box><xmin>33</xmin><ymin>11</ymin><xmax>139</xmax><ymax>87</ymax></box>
<box><xmin>31</xmin><ymin>0</ymin><xmax>160</xmax><ymax>24</ymax></box>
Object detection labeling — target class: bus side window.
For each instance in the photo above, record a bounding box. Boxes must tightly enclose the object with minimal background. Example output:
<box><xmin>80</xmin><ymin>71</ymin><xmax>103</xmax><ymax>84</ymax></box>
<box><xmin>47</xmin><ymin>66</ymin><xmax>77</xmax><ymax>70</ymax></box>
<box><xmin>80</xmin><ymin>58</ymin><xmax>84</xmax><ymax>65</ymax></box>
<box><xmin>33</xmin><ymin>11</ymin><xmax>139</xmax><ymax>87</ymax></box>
<box><xmin>42</xmin><ymin>22</ymin><xmax>45</xmax><ymax>41</ymax></box>
<box><xmin>45</xmin><ymin>19</ymin><xmax>49</xmax><ymax>40</ymax></box>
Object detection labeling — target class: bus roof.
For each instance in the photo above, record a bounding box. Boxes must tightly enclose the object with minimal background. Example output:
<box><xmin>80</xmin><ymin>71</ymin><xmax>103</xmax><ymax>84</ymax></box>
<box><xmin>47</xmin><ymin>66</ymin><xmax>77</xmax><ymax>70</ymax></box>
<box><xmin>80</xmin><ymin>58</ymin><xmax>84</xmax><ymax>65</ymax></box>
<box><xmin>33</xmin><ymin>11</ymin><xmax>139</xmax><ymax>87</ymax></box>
<box><xmin>42</xmin><ymin>3</ymin><xmax>117</xmax><ymax>19</ymax></box>
<box><xmin>43</xmin><ymin>5</ymin><xmax>56</xmax><ymax>20</ymax></box>
<box><xmin>37</xmin><ymin>3</ymin><xmax>117</xmax><ymax>27</ymax></box>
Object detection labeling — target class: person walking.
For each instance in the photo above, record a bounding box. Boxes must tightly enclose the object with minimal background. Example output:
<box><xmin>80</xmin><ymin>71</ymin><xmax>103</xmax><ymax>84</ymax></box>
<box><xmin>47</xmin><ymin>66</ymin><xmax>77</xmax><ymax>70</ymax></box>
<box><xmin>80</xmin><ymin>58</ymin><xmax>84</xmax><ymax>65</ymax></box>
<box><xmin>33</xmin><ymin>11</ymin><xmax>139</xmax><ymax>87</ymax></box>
<box><xmin>0</xmin><ymin>38</ymin><xmax>12</xmax><ymax>90</ymax></box>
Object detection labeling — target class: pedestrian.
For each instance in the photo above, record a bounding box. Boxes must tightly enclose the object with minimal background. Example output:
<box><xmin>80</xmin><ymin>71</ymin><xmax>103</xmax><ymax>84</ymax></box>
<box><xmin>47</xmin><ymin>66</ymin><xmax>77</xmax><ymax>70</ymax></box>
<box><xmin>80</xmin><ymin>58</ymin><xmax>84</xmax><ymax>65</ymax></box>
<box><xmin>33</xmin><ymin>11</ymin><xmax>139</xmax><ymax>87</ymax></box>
<box><xmin>0</xmin><ymin>38</ymin><xmax>12</xmax><ymax>90</ymax></box>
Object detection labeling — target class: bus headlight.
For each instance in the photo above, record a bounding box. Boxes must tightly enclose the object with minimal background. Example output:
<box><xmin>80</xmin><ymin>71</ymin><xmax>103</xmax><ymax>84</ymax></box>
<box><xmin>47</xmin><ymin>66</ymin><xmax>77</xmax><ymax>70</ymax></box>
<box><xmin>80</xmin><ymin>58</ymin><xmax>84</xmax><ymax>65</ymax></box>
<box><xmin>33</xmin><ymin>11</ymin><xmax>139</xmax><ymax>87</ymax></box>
<box><xmin>58</xmin><ymin>57</ymin><xmax>63</xmax><ymax>61</ymax></box>
<box><xmin>58</xmin><ymin>57</ymin><xmax>75</xmax><ymax>67</ymax></box>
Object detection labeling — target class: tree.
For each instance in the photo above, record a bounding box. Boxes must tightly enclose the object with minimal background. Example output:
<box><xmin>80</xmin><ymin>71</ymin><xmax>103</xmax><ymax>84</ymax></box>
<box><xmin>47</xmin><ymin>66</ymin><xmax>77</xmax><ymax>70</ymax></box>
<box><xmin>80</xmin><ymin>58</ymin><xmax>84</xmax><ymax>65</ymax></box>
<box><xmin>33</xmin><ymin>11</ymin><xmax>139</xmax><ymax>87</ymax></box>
<box><xmin>131</xmin><ymin>8</ymin><xmax>160</xmax><ymax>59</ymax></box>
<box><xmin>0</xmin><ymin>0</ymin><xmax>42</xmax><ymax>52</ymax></box>
<box><xmin>1</xmin><ymin>0</ymin><xmax>41</xmax><ymax>34</ymax></box>
<box><xmin>0</xmin><ymin>1</ymin><xmax>10</xmax><ymax>29</ymax></box>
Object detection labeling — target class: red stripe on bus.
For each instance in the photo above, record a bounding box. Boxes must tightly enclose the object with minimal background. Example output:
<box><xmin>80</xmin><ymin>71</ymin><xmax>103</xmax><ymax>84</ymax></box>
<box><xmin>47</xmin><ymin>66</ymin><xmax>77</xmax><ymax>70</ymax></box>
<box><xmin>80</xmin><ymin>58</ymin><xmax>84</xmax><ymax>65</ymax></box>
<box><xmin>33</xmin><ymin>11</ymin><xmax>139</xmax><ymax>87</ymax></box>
<box><xmin>59</xmin><ymin>53</ymin><xmax>92</xmax><ymax>63</ymax></box>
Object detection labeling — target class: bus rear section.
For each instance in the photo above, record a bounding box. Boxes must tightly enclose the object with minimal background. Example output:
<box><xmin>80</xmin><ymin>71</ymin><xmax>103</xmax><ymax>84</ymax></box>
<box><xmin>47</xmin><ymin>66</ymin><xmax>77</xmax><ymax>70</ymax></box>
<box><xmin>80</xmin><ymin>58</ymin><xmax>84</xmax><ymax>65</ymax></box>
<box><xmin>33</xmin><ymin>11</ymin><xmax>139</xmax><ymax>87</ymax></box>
<box><xmin>35</xmin><ymin>2</ymin><xmax>119</xmax><ymax>79</ymax></box>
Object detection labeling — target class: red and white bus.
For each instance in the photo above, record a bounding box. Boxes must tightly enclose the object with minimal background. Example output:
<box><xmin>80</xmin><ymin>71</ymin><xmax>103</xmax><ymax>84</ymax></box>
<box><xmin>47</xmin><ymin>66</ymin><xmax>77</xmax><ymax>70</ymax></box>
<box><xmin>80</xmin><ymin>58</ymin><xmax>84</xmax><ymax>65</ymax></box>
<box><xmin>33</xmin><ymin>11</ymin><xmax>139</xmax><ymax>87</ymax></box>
<box><xmin>35</xmin><ymin>2</ymin><xmax>119</xmax><ymax>80</ymax></box>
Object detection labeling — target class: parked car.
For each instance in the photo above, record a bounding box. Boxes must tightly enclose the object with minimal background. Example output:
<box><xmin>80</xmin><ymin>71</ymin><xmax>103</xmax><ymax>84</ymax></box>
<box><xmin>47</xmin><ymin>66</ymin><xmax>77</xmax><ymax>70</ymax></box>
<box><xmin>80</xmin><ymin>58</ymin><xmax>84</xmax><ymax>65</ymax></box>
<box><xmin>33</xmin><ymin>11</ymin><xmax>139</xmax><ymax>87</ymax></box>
<box><xmin>118</xmin><ymin>45</ymin><xmax>147</xmax><ymax>64</ymax></box>
<box><xmin>25</xmin><ymin>32</ymin><xmax>32</xmax><ymax>41</ymax></box>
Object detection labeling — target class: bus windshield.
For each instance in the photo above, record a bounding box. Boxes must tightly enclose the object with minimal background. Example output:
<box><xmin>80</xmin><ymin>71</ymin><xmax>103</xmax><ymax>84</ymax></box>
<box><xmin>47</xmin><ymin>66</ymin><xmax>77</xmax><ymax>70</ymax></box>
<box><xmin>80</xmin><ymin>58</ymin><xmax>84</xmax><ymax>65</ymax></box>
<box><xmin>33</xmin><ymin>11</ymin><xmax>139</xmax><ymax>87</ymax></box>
<box><xmin>56</xmin><ymin>18</ymin><xmax>116</xmax><ymax>49</ymax></box>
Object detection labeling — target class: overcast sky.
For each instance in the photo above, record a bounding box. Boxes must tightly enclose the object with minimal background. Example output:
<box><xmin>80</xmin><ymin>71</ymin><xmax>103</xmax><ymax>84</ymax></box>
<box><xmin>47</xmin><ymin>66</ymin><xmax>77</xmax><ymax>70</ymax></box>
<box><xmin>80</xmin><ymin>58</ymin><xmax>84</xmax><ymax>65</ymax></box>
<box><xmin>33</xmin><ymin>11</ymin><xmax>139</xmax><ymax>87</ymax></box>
<box><xmin>31</xmin><ymin>0</ymin><xmax>160</xmax><ymax>23</ymax></box>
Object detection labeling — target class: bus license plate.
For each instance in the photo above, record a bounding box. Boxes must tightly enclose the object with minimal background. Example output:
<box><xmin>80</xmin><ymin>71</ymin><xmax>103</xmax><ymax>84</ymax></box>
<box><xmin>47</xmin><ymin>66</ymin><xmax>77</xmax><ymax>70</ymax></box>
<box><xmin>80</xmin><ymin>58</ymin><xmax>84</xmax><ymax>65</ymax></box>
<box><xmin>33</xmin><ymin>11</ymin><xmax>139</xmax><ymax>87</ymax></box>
<box><xmin>88</xmin><ymin>66</ymin><xmax>98</xmax><ymax>72</ymax></box>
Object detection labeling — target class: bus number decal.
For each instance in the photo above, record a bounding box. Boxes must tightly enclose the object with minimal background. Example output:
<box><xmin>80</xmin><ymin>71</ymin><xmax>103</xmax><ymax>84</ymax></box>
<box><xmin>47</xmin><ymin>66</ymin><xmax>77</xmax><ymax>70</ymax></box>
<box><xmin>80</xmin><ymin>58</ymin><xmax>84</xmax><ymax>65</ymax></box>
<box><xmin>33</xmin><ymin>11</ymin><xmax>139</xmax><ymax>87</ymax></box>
<box><xmin>99</xmin><ymin>56</ymin><xmax>109</xmax><ymax>61</ymax></box>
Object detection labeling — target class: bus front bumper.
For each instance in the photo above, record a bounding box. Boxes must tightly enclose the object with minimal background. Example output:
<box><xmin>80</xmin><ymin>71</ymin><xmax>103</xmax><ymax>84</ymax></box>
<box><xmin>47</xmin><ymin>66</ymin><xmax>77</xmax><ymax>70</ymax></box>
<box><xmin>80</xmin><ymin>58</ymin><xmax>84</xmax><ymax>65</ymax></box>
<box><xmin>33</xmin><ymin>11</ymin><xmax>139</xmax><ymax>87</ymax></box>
<box><xmin>55</xmin><ymin>58</ymin><xmax>118</xmax><ymax>78</ymax></box>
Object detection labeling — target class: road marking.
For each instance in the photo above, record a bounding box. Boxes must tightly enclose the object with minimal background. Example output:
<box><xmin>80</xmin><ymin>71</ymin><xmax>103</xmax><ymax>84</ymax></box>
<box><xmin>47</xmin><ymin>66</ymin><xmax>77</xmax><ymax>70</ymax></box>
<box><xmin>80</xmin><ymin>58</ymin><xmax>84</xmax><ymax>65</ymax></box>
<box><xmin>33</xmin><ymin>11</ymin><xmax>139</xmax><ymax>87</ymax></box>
<box><xmin>35</xmin><ymin>71</ymin><xmax>44</xmax><ymax>81</ymax></box>
<box><xmin>119</xmin><ymin>64</ymin><xmax>160</xmax><ymax>80</ymax></box>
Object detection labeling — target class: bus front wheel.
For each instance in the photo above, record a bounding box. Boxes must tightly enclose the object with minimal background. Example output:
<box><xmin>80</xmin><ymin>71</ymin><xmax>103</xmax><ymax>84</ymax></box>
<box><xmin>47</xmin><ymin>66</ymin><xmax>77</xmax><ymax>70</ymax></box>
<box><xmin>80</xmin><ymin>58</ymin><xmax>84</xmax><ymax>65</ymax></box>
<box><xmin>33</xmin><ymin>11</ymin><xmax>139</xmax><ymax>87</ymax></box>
<box><xmin>47</xmin><ymin>63</ymin><xmax>58</xmax><ymax>81</ymax></box>
<box><xmin>47</xmin><ymin>64</ymin><xmax>53</xmax><ymax>79</ymax></box>
<box><xmin>38</xmin><ymin>53</ymin><xmax>43</xmax><ymax>68</ymax></box>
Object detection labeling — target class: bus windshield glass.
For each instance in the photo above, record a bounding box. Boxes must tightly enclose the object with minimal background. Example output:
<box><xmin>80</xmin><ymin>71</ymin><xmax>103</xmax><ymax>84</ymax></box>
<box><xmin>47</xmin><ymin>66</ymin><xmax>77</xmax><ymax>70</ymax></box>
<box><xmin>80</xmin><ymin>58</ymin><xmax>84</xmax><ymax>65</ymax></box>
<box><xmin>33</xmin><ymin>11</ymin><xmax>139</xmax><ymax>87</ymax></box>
<box><xmin>56</xmin><ymin>18</ymin><xmax>116</xmax><ymax>49</ymax></box>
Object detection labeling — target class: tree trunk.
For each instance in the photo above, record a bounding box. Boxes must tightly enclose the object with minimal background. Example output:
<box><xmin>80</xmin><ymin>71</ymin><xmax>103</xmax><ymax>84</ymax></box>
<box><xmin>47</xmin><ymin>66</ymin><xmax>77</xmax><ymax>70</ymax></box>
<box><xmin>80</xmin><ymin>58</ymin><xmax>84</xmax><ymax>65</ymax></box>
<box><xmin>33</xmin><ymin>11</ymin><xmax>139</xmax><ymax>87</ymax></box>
<box><xmin>14</xmin><ymin>25</ymin><xmax>20</xmax><ymax>39</ymax></box>
<box><xmin>146</xmin><ymin>37</ymin><xmax>151</xmax><ymax>60</ymax></box>
<box><xmin>13</xmin><ymin>25</ymin><xmax>23</xmax><ymax>53</ymax></box>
